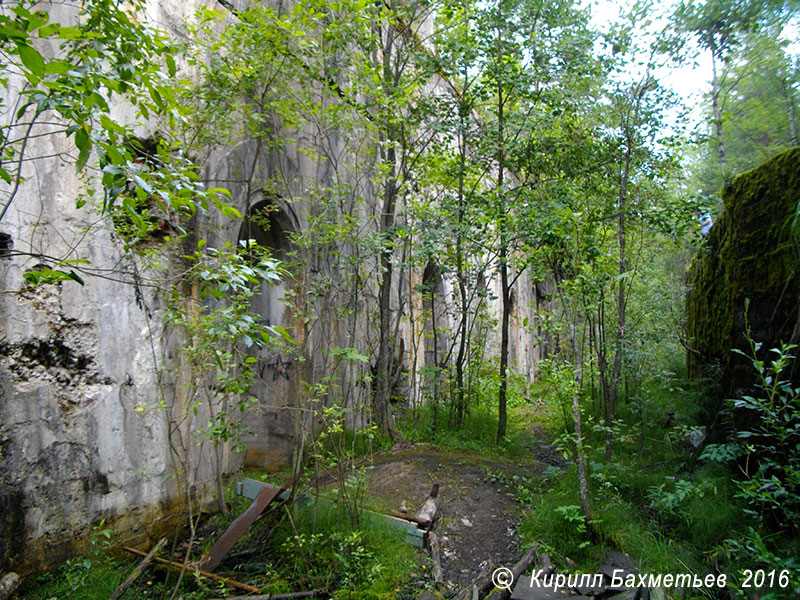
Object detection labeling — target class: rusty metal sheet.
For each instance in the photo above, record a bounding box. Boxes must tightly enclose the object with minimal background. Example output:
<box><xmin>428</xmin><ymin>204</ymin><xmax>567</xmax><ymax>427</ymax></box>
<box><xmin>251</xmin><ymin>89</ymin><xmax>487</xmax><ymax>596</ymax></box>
<box><xmin>198</xmin><ymin>477</ymin><xmax>293</xmax><ymax>572</ymax></box>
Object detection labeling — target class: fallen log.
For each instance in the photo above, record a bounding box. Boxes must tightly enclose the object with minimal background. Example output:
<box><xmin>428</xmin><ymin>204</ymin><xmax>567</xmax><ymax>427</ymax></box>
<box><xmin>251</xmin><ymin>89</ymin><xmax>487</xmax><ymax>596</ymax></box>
<box><xmin>110</xmin><ymin>537</ymin><xmax>166</xmax><ymax>600</ymax></box>
<box><xmin>496</xmin><ymin>545</ymin><xmax>539</xmax><ymax>600</ymax></box>
<box><xmin>428</xmin><ymin>532</ymin><xmax>444</xmax><ymax>587</ymax></box>
<box><xmin>0</xmin><ymin>572</ymin><xmax>21</xmax><ymax>600</ymax></box>
<box><xmin>122</xmin><ymin>546</ymin><xmax>261</xmax><ymax>594</ymax></box>
<box><xmin>390</xmin><ymin>511</ymin><xmax>433</xmax><ymax>527</ymax></box>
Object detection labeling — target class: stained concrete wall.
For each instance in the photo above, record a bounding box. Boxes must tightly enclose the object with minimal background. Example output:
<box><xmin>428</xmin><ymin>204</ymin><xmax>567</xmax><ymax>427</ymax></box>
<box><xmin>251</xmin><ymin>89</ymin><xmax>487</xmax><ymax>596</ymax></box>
<box><xmin>0</xmin><ymin>0</ymin><xmax>230</xmax><ymax>574</ymax></box>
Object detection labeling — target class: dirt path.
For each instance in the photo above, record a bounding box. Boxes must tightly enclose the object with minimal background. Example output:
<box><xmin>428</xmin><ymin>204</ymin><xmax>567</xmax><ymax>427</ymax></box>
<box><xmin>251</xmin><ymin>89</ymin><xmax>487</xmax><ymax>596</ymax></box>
<box><xmin>361</xmin><ymin>443</ymin><xmax>560</xmax><ymax>590</ymax></box>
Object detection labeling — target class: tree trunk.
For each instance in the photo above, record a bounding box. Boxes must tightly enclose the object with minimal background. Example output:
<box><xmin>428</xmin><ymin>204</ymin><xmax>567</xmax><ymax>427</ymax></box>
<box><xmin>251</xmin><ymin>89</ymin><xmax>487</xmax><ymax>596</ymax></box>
<box><xmin>454</xmin><ymin>114</ymin><xmax>469</xmax><ymax>427</ymax></box>
<box><xmin>497</xmin><ymin>245</ymin><xmax>510</xmax><ymax>443</ymax></box>
<box><xmin>374</xmin><ymin>21</ymin><xmax>400</xmax><ymax>439</ymax></box>
<box><xmin>606</xmin><ymin>124</ymin><xmax>632</xmax><ymax>461</ymax></box>
<box><xmin>496</xmin><ymin>37</ymin><xmax>510</xmax><ymax>443</ymax></box>
<box><xmin>569</xmin><ymin>323</ymin><xmax>592</xmax><ymax>521</ymax></box>
<box><xmin>787</xmin><ymin>91</ymin><xmax>798</xmax><ymax>146</ymax></box>
<box><xmin>710</xmin><ymin>42</ymin><xmax>727</xmax><ymax>170</ymax></box>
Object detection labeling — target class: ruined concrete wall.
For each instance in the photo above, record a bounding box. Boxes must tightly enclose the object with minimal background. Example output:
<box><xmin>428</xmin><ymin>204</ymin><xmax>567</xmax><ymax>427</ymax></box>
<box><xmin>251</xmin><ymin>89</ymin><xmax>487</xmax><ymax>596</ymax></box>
<box><xmin>0</xmin><ymin>0</ymin><xmax>232</xmax><ymax>574</ymax></box>
<box><xmin>686</xmin><ymin>147</ymin><xmax>800</xmax><ymax>418</ymax></box>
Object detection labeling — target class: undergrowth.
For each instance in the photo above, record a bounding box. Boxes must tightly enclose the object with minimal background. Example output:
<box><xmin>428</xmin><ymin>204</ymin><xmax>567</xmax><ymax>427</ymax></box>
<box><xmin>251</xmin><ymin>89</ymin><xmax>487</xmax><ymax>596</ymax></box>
<box><xmin>517</xmin><ymin>357</ymin><xmax>799</xmax><ymax>600</ymax></box>
<box><xmin>24</xmin><ymin>489</ymin><xmax>418</xmax><ymax>599</ymax></box>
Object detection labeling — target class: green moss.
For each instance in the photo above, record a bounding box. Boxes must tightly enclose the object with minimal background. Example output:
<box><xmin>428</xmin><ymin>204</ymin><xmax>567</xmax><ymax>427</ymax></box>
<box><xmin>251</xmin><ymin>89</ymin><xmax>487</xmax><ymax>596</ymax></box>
<box><xmin>686</xmin><ymin>147</ymin><xmax>800</xmax><ymax>410</ymax></box>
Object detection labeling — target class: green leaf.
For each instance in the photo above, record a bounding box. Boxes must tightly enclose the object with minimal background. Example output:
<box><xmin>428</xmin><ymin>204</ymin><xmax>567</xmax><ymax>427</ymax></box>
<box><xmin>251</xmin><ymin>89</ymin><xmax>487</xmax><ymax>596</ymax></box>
<box><xmin>270</xmin><ymin>325</ymin><xmax>297</xmax><ymax>346</ymax></box>
<box><xmin>67</xmin><ymin>270</ymin><xmax>84</xmax><ymax>285</ymax></box>
<box><xmin>74</xmin><ymin>126</ymin><xmax>91</xmax><ymax>171</ymax></box>
<box><xmin>57</xmin><ymin>26</ymin><xmax>81</xmax><ymax>40</ymax></box>
<box><xmin>220</xmin><ymin>204</ymin><xmax>242</xmax><ymax>219</ymax></box>
<box><xmin>44</xmin><ymin>59</ymin><xmax>70</xmax><ymax>75</ymax></box>
<box><xmin>165</xmin><ymin>53</ymin><xmax>177</xmax><ymax>77</ymax></box>
<box><xmin>0</xmin><ymin>25</ymin><xmax>26</xmax><ymax>39</ymax></box>
<box><xmin>38</xmin><ymin>23</ymin><xmax>60</xmax><ymax>38</ymax></box>
<box><xmin>100</xmin><ymin>114</ymin><xmax>127</xmax><ymax>136</ymax></box>
<box><xmin>16</xmin><ymin>43</ymin><xmax>45</xmax><ymax>78</ymax></box>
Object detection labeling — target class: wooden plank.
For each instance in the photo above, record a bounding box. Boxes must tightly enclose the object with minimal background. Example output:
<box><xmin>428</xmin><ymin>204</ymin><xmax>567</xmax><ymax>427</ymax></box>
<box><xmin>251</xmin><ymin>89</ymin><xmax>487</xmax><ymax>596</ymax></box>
<box><xmin>110</xmin><ymin>537</ymin><xmax>166</xmax><ymax>600</ymax></box>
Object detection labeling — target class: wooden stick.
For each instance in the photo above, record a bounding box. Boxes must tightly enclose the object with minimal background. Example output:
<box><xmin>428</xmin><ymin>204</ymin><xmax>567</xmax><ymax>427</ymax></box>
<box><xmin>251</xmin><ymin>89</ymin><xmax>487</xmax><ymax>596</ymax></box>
<box><xmin>122</xmin><ymin>546</ymin><xmax>261</xmax><ymax>594</ymax></box>
<box><xmin>390</xmin><ymin>511</ymin><xmax>431</xmax><ymax>526</ymax></box>
<box><xmin>453</xmin><ymin>562</ymin><xmax>495</xmax><ymax>600</ymax></box>
<box><xmin>428</xmin><ymin>532</ymin><xmax>444</xmax><ymax>587</ymax></box>
<box><xmin>0</xmin><ymin>573</ymin><xmax>21</xmax><ymax>600</ymax></box>
<box><xmin>497</xmin><ymin>545</ymin><xmax>539</xmax><ymax>600</ymax></box>
<box><xmin>110</xmin><ymin>538</ymin><xmax>166</xmax><ymax>600</ymax></box>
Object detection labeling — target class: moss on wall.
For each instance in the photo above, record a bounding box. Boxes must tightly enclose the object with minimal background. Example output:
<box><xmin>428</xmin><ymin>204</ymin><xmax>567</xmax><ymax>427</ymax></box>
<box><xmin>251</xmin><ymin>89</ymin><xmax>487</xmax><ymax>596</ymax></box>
<box><xmin>686</xmin><ymin>147</ymin><xmax>800</xmax><ymax>419</ymax></box>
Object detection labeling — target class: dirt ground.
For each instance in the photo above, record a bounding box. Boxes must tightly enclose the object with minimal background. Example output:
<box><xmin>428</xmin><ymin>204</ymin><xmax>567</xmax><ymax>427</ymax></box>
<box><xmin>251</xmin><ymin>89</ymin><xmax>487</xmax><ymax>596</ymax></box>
<box><xmin>360</xmin><ymin>442</ymin><xmax>564</xmax><ymax>591</ymax></box>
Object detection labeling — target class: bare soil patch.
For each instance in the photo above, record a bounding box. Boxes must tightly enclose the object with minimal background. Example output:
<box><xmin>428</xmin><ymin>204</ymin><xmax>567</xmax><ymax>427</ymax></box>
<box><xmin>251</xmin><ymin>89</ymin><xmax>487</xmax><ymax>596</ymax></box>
<box><xmin>361</xmin><ymin>443</ymin><xmax>558</xmax><ymax>589</ymax></box>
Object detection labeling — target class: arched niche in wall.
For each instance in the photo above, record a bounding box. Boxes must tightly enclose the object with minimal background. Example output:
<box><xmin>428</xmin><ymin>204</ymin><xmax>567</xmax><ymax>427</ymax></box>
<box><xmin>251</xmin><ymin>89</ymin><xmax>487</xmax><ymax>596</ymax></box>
<box><xmin>421</xmin><ymin>260</ymin><xmax>447</xmax><ymax>400</ymax></box>
<box><xmin>237</xmin><ymin>200</ymin><xmax>297</xmax><ymax>469</ymax></box>
<box><xmin>508</xmin><ymin>288</ymin><xmax>518</xmax><ymax>366</ymax></box>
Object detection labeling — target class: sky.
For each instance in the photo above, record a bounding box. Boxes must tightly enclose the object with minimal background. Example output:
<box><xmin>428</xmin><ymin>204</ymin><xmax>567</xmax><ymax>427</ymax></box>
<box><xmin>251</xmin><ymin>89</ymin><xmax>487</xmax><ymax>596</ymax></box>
<box><xmin>583</xmin><ymin>0</ymin><xmax>711</xmax><ymax>133</ymax></box>
<box><xmin>584</xmin><ymin>0</ymin><xmax>800</xmax><ymax>137</ymax></box>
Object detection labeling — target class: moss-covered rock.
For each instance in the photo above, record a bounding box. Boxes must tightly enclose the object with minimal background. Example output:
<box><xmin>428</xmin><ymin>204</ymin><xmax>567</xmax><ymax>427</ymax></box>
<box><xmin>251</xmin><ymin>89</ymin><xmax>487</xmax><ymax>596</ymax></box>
<box><xmin>686</xmin><ymin>147</ymin><xmax>800</xmax><ymax>420</ymax></box>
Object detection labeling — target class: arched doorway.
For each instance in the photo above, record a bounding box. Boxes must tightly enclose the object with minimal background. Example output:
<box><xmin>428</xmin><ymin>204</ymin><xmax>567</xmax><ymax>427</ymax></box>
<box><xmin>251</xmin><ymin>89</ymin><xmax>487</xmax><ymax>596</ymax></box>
<box><xmin>238</xmin><ymin>201</ymin><xmax>297</xmax><ymax>469</ymax></box>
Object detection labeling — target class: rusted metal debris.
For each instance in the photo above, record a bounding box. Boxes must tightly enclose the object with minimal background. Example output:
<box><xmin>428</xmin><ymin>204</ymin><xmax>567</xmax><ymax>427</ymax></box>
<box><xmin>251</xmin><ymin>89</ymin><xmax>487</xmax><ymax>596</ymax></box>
<box><xmin>198</xmin><ymin>476</ymin><xmax>296</xmax><ymax>573</ymax></box>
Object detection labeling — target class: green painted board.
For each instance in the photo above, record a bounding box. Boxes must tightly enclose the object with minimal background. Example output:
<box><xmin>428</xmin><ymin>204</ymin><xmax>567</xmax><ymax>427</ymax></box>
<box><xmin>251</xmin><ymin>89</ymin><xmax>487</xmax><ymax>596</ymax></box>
<box><xmin>235</xmin><ymin>478</ymin><xmax>425</xmax><ymax>547</ymax></box>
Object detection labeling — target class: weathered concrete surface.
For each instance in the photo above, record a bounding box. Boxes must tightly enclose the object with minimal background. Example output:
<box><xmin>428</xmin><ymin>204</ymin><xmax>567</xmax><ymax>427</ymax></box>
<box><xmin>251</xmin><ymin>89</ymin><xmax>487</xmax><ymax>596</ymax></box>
<box><xmin>0</xmin><ymin>0</ymin><xmax>230</xmax><ymax>574</ymax></box>
<box><xmin>686</xmin><ymin>147</ymin><xmax>800</xmax><ymax>417</ymax></box>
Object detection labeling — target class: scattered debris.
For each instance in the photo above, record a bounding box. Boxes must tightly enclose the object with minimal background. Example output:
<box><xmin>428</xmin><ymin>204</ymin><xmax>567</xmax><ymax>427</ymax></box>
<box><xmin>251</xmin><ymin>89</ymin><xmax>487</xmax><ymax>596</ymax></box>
<box><xmin>451</xmin><ymin>562</ymin><xmax>496</xmax><ymax>600</ymax></box>
<box><xmin>429</xmin><ymin>532</ymin><xmax>444</xmax><ymax>587</ymax></box>
<box><xmin>122</xmin><ymin>546</ymin><xmax>261</xmax><ymax>594</ymax></box>
<box><xmin>198</xmin><ymin>476</ymin><xmax>295</xmax><ymax>572</ymax></box>
<box><xmin>500</xmin><ymin>544</ymin><xmax>540</xmax><ymax>600</ymax></box>
<box><xmin>210</xmin><ymin>591</ymin><xmax>326</xmax><ymax>600</ymax></box>
<box><xmin>511</xmin><ymin>549</ymin><xmax>651</xmax><ymax>600</ymax></box>
<box><xmin>235</xmin><ymin>478</ymin><xmax>427</xmax><ymax>547</ymax></box>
